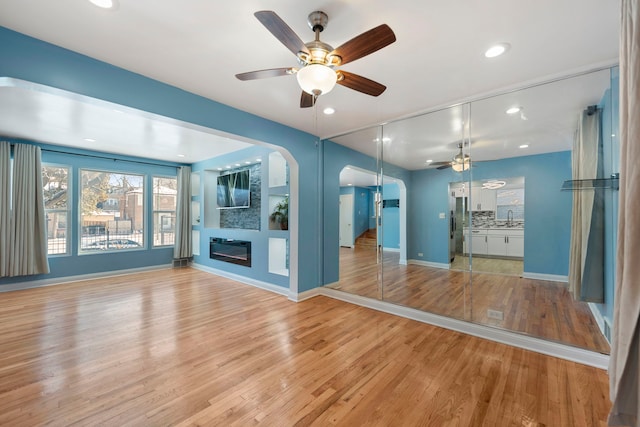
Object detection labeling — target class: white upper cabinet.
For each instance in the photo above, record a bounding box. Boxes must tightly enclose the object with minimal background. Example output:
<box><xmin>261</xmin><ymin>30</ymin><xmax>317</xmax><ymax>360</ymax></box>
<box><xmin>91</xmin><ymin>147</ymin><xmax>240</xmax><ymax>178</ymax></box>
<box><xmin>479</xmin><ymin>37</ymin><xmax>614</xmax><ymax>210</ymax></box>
<box><xmin>469</xmin><ymin>186</ymin><xmax>496</xmax><ymax>212</ymax></box>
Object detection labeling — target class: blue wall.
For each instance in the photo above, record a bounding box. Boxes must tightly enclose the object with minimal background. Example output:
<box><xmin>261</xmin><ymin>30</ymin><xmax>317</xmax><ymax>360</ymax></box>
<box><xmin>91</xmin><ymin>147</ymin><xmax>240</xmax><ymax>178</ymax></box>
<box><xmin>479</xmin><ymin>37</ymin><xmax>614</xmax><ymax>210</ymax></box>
<box><xmin>0</xmin><ymin>26</ymin><xmax>321</xmax><ymax>292</ymax></box>
<box><xmin>408</xmin><ymin>151</ymin><xmax>573</xmax><ymax>275</ymax></box>
<box><xmin>0</xmin><ymin>140</ymin><xmax>180</xmax><ymax>287</ymax></box>
<box><xmin>339</xmin><ymin>186</ymin><xmax>371</xmax><ymax>240</ymax></box>
<box><xmin>382</xmin><ymin>183</ymin><xmax>400</xmax><ymax>249</ymax></box>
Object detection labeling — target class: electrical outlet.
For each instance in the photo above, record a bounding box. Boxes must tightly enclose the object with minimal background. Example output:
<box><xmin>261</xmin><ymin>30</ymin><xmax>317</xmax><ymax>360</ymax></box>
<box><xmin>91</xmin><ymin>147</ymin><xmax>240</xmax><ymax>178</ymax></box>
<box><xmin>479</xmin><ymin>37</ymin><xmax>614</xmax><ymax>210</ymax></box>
<box><xmin>487</xmin><ymin>309</ymin><xmax>504</xmax><ymax>320</ymax></box>
<box><xmin>418</xmin><ymin>252</ymin><xmax>423</xmax><ymax>257</ymax></box>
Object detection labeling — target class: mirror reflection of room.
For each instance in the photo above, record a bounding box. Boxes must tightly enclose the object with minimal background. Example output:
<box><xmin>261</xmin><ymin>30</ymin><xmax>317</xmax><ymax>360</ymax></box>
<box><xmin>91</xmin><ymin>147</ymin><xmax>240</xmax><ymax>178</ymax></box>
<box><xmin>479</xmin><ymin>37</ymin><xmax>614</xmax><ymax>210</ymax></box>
<box><xmin>449</xmin><ymin>177</ymin><xmax>525</xmax><ymax>276</ymax></box>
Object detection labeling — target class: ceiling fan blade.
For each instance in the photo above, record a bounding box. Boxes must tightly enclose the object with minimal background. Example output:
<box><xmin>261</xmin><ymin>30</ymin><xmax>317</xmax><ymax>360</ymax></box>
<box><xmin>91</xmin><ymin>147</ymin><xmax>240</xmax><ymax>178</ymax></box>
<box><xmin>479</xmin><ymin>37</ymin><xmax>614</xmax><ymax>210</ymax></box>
<box><xmin>254</xmin><ymin>11</ymin><xmax>310</xmax><ymax>57</ymax></box>
<box><xmin>235</xmin><ymin>68</ymin><xmax>296</xmax><ymax>81</ymax></box>
<box><xmin>437</xmin><ymin>163</ymin><xmax>453</xmax><ymax>170</ymax></box>
<box><xmin>330</xmin><ymin>24</ymin><xmax>396</xmax><ymax>66</ymax></box>
<box><xmin>337</xmin><ymin>71</ymin><xmax>387</xmax><ymax>96</ymax></box>
<box><xmin>300</xmin><ymin>91</ymin><xmax>316</xmax><ymax>108</ymax></box>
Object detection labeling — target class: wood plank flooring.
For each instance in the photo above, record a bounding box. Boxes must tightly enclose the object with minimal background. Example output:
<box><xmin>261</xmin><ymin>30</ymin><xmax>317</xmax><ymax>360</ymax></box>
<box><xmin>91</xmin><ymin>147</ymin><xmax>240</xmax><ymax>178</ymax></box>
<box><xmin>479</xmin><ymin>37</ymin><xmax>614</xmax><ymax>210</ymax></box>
<box><xmin>331</xmin><ymin>246</ymin><xmax>610</xmax><ymax>354</ymax></box>
<box><xmin>0</xmin><ymin>268</ymin><xmax>611</xmax><ymax>426</ymax></box>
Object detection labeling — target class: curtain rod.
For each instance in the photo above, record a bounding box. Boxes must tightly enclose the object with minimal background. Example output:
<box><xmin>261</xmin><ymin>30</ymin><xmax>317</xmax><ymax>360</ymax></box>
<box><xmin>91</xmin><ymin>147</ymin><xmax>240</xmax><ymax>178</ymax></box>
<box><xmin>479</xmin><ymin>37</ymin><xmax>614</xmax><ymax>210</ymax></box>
<box><xmin>5</xmin><ymin>142</ymin><xmax>180</xmax><ymax>169</ymax></box>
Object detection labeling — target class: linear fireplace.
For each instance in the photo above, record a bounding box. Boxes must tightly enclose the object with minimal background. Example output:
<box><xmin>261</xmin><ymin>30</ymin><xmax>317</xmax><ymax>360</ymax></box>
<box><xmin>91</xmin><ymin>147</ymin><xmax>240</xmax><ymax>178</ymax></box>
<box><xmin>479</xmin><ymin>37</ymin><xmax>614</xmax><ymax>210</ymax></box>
<box><xmin>209</xmin><ymin>238</ymin><xmax>251</xmax><ymax>267</ymax></box>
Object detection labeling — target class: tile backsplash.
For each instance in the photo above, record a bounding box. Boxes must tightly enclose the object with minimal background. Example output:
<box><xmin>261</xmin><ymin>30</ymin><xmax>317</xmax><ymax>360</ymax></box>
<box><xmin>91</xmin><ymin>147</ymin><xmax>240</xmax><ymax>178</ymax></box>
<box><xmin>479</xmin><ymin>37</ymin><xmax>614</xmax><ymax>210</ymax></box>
<box><xmin>470</xmin><ymin>210</ymin><xmax>524</xmax><ymax>228</ymax></box>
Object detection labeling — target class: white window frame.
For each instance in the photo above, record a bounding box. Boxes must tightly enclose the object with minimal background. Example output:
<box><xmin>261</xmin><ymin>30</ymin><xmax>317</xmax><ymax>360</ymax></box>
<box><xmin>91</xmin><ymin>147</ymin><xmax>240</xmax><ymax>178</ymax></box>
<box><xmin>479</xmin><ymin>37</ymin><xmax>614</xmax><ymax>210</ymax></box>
<box><xmin>78</xmin><ymin>168</ymin><xmax>146</xmax><ymax>254</ymax></box>
<box><xmin>152</xmin><ymin>175</ymin><xmax>177</xmax><ymax>248</ymax></box>
<box><xmin>42</xmin><ymin>163</ymin><xmax>71</xmax><ymax>256</ymax></box>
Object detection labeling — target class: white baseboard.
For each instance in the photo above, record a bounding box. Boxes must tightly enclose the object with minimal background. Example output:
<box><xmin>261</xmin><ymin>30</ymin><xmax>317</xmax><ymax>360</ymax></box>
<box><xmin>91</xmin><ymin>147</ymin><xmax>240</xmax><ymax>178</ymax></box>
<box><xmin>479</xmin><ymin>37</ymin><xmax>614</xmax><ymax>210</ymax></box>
<box><xmin>522</xmin><ymin>272</ymin><xmax>568</xmax><ymax>283</ymax></box>
<box><xmin>289</xmin><ymin>287</ymin><xmax>323</xmax><ymax>302</ymax></box>
<box><xmin>191</xmin><ymin>263</ymin><xmax>290</xmax><ymax>297</ymax></box>
<box><xmin>588</xmin><ymin>302</ymin><xmax>610</xmax><ymax>344</ymax></box>
<box><xmin>383</xmin><ymin>247</ymin><xmax>400</xmax><ymax>252</ymax></box>
<box><xmin>0</xmin><ymin>264</ymin><xmax>173</xmax><ymax>293</ymax></box>
<box><xmin>407</xmin><ymin>259</ymin><xmax>450</xmax><ymax>269</ymax></box>
<box><xmin>318</xmin><ymin>287</ymin><xmax>609</xmax><ymax>370</ymax></box>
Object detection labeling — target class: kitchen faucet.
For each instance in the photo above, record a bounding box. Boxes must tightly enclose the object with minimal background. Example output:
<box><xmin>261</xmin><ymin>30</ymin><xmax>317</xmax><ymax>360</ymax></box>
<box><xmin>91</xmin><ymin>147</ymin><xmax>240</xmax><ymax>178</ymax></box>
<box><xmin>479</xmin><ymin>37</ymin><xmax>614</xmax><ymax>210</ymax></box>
<box><xmin>507</xmin><ymin>209</ymin><xmax>514</xmax><ymax>226</ymax></box>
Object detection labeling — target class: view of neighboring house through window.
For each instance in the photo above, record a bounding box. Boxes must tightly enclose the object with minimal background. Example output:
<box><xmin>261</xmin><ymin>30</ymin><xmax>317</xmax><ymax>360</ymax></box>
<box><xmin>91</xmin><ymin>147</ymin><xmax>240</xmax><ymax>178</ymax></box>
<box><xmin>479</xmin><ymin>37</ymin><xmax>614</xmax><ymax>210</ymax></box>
<box><xmin>153</xmin><ymin>176</ymin><xmax>177</xmax><ymax>247</ymax></box>
<box><xmin>79</xmin><ymin>170</ymin><xmax>145</xmax><ymax>252</ymax></box>
<box><xmin>43</xmin><ymin>165</ymin><xmax>70</xmax><ymax>255</ymax></box>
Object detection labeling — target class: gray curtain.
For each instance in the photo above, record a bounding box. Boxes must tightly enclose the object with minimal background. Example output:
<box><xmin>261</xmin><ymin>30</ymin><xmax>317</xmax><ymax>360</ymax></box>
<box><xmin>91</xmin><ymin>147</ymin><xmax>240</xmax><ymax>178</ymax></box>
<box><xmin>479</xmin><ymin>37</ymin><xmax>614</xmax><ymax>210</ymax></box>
<box><xmin>568</xmin><ymin>109</ymin><xmax>605</xmax><ymax>302</ymax></box>
<box><xmin>609</xmin><ymin>1</ymin><xmax>640</xmax><ymax>425</ymax></box>
<box><xmin>0</xmin><ymin>142</ymin><xmax>11</xmax><ymax>277</ymax></box>
<box><xmin>1</xmin><ymin>142</ymin><xmax>50</xmax><ymax>277</ymax></box>
<box><xmin>173</xmin><ymin>166</ymin><xmax>192</xmax><ymax>259</ymax></box>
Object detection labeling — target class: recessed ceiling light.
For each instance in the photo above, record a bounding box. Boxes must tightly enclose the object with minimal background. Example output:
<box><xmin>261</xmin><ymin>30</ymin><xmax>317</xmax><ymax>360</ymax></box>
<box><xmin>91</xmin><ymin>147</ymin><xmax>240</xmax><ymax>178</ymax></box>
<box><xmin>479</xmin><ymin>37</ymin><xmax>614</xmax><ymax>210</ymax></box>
<box><xmin>256</xmin><ymin>158</ymin><xmax>262</xmax><ymax>162</ymax></box>
<box><xmin>83</xmin><ymin>138</ymin><xmax>96</xmax><ymax>142</ymax></box>
<box><xmin>89</xmin><ymin>0</ymin><xmax>117</xmax><ymax>9</ymax></box>
<box><xmin>217</xmin><ymin>168</ymin><xmax>223</xmax><ymax>171</ymax></box>
<box><xmin>485</xmin><ymin>43</ymin><xmax>510</xmax><ymax>58</ymax></box>
<box><xmin>348</xmin><ymin>183</ymin><xmax>353</xmax><ymax>186</ymax></box>
<box><xmin>506</xmin><ymin>106</ymin><xmax>522</xmax><ymax>115</ymax></box>
<box><xmin>382</xmin><ymin>137</ymin><xmax>391</xmax><ymax>143</ymax></box>
<box><xmin>177</xmin><ymin>154</ymin><xmax>185</xmax><ymax>158</ymax></box>
<box><xmin>426</xmin><ymin>159</ymin><xmax>433</xmax><ymax>163</ymax></box>
<box><xmin>235</xmin><ymin>163</ymin><xmax>241</xmax><ymax>167</ymax></box>
<box><xmin>225</xmin><ymin>165</ymin><xmax>231</xmax><ymax>169</ymax></box>
<box><xmin>519</xmin><ymin>144</ymin><xmax>529</xmax><ymax>149</ymax></box>
<box><xmin>323</xmin><ymin>107</ymin><xmax>335</xmax><ymax>115</ymax></box>
<box><xmin>245</xmin><ymin>161</ymin><xmax>251</xmax><ymax>164</ymax></box>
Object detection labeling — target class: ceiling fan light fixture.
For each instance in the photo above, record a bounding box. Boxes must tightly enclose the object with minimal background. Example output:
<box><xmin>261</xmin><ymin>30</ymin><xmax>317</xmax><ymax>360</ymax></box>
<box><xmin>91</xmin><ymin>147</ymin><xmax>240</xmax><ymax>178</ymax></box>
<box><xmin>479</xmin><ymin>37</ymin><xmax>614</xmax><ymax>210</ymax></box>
<box><xmin>296</xmin><ymin>64</ymin><xmax>337</xmax><ymax>96</ymax></box>
<box><xmin>451</xmin><ymin>159</ymin><xmax>471</xmax><ymax>172</ymax></box>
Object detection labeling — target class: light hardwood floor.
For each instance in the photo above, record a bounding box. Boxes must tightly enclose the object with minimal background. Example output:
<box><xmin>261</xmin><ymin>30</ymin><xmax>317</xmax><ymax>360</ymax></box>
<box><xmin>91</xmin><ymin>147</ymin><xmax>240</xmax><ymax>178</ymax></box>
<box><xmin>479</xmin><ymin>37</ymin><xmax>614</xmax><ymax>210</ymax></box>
<box><xmin>331</xmin><ymin>246</ymin><xmax>610</xmax><ymax>354</ymax></box>
<box><xmin>0</xmin><ymin>268</ymin><xmax>610</xmax><ymax>426</ymax></box>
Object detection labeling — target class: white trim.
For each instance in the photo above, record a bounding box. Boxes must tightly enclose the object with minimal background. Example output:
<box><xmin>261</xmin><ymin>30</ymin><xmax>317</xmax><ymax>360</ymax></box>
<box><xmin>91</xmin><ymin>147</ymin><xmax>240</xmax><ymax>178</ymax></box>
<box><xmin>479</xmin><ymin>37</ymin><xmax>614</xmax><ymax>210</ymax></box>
<box><xmin>191</xmin><ymin>263</ymin><xmax>289</xmax><ymax>297</ymax></box>
<box><xmin>382</xmin><ymin>247</ymin><xmax>400</xmax><ymax>252</ymax></box>
<box><xmin>319</xmin><ymin>288</ymin><xmax>609</xmax><ymax>370</ymax></box>
<box><xmin>522</xmin><ymin>272</ymin><xmax>568</xmax><ymax>282</ymax></box>
<box><xmin>588</xmin><ymin>302</ymin><xmax>609</xmax><ymax>343</ymax></box>
<box><xmin>399</xmin><ymin>259</ymin><xmax>407</xmax><ymax>265</ymax></box>
<box><xmin>408</xmin><ymin>259</ymin><xmax>450</xmax><ymax>269</ymax></box>
<box><xmin>0</xmin><ymin>264</ymin><xmax>172</xmax><ymax>293</ymax></box>
<box><xmin>289</xmin><ymin>287</ymin><xmax>323</xmax><ymax>302</ymax></box>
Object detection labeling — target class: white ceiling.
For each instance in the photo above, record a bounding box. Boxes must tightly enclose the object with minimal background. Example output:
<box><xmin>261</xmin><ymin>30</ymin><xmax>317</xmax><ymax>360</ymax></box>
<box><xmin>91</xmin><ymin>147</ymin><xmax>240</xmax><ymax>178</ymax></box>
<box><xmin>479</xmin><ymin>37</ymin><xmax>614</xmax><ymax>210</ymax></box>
<box><xmin>0</xmin><ymin>0</ymin><xmax>620</xmax><ymax>168</ymax></box>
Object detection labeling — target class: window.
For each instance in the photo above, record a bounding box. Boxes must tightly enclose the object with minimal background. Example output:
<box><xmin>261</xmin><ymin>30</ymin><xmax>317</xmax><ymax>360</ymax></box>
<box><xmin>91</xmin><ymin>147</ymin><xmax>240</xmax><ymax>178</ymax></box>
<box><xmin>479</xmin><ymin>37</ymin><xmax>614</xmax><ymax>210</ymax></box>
<box><xmin>42</xmin><ymin>165</ymin><xmax>70</xmax><ymax>255</ymax></box>
<box><xmin>80</xmin><ymin>170</ymin><xmax>144</xmax><ymax>252</ymax></box>
<box><xmin>153</xmin><ymin>176</ymin><xmax>177</xmax><ymax>247</ymax></box>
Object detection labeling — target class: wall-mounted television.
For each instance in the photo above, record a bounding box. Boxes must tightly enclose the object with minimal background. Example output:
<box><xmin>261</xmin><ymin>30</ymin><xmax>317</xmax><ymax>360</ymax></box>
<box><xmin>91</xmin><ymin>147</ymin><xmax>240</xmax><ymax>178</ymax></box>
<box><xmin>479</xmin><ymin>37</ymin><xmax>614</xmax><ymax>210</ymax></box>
<box><xmin>217</xmin><ymin>170</ymin><xmax>250</xmax><ymax>209</ymax></box>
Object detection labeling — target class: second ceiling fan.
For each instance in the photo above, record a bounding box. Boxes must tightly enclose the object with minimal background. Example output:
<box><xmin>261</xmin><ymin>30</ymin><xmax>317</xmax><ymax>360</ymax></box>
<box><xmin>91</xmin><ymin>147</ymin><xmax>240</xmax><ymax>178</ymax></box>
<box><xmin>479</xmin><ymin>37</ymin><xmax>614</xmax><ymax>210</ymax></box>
<box><xmin>235</xmin><ymin>10</ymin><xmax>396</xmax><ymax>108</ymax></box>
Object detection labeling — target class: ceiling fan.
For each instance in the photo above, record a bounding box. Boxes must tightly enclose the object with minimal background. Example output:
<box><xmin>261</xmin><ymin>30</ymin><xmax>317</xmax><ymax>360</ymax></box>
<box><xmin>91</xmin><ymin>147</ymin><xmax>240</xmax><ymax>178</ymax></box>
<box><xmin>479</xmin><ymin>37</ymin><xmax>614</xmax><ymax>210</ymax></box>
<box><xmin>235</xmin><ymin>10</ymin><xmax>396</xmax><ymax>108</ymax></box>
<box><xmin>433</xmin><ymin>142</ymin><xmax>472</xmax><ymax>171</ymax></box>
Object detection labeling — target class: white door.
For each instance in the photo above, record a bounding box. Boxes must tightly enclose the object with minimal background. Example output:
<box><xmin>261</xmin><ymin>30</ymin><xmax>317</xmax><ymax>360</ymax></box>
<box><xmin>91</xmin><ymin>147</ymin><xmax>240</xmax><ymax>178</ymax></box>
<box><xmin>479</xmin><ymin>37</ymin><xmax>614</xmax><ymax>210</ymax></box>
<box><xmin>339</xmin><ymin>194</ymin><xmax>354</xmax><ymax>247</ymax></box>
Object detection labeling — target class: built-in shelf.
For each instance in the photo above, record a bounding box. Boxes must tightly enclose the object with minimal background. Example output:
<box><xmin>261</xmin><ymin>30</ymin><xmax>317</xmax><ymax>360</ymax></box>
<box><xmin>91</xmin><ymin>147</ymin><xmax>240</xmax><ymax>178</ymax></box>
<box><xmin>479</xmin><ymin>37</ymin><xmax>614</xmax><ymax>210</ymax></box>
<box><xmin>269</xmin><ymin>237</ymin><xmax>289</xmax><ymax>276</ymax></box>
<box><xmin>192</xmin><ymin>230</ymin><xmax>200</xmax><ymax>256</ymax></box>
<box><xmin>268</xmin><ymin>152</ymin><xmax>288</xmax><ymax>188</ymax></box>
<box><xmin>561</xmin><ymin>173</ymin><xmax>619</xmax><ymax>191</ymax></box>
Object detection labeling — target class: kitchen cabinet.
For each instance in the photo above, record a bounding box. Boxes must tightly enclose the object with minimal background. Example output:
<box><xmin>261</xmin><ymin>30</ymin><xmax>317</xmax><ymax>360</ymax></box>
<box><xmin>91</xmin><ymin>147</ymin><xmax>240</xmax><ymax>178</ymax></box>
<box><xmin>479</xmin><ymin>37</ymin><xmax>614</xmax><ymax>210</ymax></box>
<box><xmin>486</xmin><ymin>229</ymin><xmax>524</xmax><ymax>258</ymax></box>
<box><xmin>465</xmin><ymin>228</ymin><xmax>524</xmax><ymax>258</ymax></box>
<box><xmin>452</xmin><ymin>186</ymin><xmax>468</xmax><ymax>198</ymax></box>
<box><xmin>463</xmin><ymin>228</ymin><xmax>488</xmax><ymax>255</ymax></box>
<box><xmin>468</xmin><ymin>187</ymin><xmax>496</xmax><ymax>212</ymax></box>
